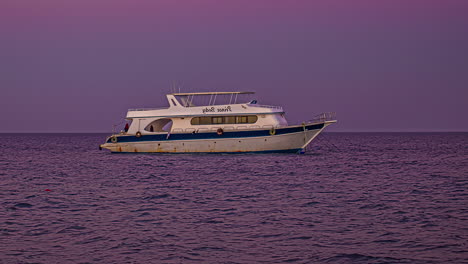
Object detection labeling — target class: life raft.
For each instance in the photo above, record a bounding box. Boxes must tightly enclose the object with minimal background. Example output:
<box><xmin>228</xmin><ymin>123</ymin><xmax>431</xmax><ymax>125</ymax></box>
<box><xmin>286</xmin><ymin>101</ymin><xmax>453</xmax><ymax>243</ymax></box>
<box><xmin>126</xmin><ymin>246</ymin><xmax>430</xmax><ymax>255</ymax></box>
<box><xmin>136</xmin><ymin>131</ymin><xmax>142</xmax><ymax>138</ymax></box>
<box><xmin>217</xmin><ymin>128</ymin><xmax>224</xmax><ymax>135</ymax></box>
<box><xmin>111</xmin><ymin>136</ymin><xmax>118</xmax><ymax>143</ymax></box>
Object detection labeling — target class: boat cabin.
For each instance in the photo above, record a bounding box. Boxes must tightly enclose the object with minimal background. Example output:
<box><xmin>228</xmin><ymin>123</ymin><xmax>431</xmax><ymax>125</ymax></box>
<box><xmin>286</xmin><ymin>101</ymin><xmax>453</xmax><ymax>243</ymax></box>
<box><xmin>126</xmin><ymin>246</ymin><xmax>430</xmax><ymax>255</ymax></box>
<box><xmin>123</xmin><ymin>92</ymin><xmax>288</xmax><ymax>135</ymax></box>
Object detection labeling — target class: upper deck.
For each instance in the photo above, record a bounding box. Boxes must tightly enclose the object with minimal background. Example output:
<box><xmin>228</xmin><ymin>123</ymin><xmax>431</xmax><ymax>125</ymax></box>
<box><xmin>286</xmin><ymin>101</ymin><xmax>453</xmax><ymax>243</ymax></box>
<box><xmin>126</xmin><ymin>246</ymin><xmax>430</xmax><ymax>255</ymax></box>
<box><xmin>126</xmin><ymin>92</ymin><xmax>284</xmax><ymax>119</ymax></box>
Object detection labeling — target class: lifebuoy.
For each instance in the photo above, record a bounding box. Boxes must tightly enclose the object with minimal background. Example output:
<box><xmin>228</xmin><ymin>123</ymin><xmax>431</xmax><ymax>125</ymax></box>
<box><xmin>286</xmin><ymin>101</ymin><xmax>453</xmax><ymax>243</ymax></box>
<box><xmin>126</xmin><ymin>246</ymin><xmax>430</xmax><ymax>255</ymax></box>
<box><xmin>217</xmin><ymin>128</ymin><xmax>224</xmax><ymax>135</ymax></box>
<box><xmin>269</xmin><ymin>127</ymin><xmax>276</xmax><ymax>135</ymax></box>
<box><xmin>136</xmin><ymin>131</ymin><xmax>142</xmax><ymax>138</ymax></box>
<box><xmin>111</xmin><ymin>136</ymin><xmax>118</xmax><ymax>143</ymax></box>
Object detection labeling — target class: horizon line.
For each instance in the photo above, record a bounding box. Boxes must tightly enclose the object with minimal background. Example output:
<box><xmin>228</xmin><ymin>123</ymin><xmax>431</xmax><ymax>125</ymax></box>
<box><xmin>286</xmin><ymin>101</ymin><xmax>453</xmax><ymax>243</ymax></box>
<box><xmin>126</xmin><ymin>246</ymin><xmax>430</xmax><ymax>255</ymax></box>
<box><xmin>0</xmin><ymin>131</ymin><xmax>467</xmax><ymax>134</ymax></box>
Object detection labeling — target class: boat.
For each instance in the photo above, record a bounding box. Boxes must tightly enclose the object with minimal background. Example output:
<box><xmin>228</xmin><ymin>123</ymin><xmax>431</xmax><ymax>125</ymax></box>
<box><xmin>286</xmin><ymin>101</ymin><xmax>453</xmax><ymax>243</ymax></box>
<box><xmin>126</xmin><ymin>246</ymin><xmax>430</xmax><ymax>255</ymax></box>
<box><xmin>99</xmin><ymin>91</ymin><xmax>336</xmax><ymax>153</ymax></box>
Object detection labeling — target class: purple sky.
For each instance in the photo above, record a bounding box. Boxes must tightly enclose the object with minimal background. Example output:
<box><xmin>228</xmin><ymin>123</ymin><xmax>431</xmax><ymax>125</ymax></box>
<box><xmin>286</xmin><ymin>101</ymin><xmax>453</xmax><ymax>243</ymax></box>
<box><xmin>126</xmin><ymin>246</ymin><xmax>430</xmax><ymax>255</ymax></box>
<box><xmin>1</xmin><ymin>0</ymin><xmax>467</xmax><ymax>132</ymax></box>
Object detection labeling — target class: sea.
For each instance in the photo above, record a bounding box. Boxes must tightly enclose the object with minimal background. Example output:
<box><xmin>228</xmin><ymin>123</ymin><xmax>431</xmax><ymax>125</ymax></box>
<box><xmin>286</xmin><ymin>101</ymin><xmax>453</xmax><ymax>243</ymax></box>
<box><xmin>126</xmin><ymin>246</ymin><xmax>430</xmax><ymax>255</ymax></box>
<box><xmin>0</xmin><ymin>133</ymin><xmax>467</xmax><ymax>264</ymax></box>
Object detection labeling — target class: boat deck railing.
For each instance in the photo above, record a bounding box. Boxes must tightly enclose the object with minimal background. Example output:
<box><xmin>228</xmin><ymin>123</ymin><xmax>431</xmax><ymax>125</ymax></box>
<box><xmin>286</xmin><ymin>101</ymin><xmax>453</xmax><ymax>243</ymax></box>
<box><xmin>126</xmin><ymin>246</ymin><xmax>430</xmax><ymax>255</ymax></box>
<box><xmin>305</xmin><ymin>112</ymin><xmax>337</xmax><ymax>124</ymax></box>
<box><xmin>248</xmin><ymin>104</ymin><xmax>283</xmax><ymax>110</ymax></box>
<box><xmin>128</xmin><ymin>107</ymin><xmax>168</xmax><ymax>111</ymax></box>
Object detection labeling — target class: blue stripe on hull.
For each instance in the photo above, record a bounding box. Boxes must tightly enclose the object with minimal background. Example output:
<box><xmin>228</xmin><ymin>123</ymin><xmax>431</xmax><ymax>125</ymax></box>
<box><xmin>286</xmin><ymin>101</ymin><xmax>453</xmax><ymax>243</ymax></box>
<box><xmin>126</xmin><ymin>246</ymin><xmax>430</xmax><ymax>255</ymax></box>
<box><xmin>110</xmin><ymin>148</ymin><xmax>303</xmax><ymax>154</ymax></box>
<box><xmin>108</xmin><ymin>123</ymin><xmax>324</xmax><ymax>143</ymax></box>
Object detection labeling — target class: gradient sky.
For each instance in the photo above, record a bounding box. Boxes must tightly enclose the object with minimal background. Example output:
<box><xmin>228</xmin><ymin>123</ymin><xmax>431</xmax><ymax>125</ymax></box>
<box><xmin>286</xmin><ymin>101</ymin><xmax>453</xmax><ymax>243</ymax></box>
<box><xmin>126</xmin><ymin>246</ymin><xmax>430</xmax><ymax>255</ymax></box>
<box><xmin>1</xmin><ymin>0</ymin><xmax>467</xmax><ymax>132</ymax></box>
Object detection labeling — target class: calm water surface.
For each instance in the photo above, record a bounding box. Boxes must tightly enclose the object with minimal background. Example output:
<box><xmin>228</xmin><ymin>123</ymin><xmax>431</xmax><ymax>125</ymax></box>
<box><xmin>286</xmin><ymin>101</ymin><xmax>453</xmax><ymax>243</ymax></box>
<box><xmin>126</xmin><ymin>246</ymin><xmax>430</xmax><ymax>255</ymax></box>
<box><xmin>0</xmin><ymin>133</ymin><xmax>467</xmax><ymax>263</ymax></box>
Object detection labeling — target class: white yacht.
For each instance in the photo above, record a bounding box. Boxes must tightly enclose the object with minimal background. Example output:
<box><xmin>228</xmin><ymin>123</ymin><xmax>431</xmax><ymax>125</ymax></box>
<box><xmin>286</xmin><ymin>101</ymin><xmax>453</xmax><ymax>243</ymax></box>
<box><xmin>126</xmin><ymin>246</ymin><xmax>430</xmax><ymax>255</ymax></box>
<box><xmin>99</xmin><ymin>92</ymin><xmax>336</xmax><ymax>153</ymax></box>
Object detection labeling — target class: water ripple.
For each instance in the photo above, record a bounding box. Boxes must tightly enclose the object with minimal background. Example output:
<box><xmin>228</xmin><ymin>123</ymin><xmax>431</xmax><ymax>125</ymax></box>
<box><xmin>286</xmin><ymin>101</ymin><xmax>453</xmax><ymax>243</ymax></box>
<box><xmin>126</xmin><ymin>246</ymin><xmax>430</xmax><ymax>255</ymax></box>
<box><xmin>0</xmin><ymin>133</ymin><xmax>467</xmax><ymax>263</ymax></box>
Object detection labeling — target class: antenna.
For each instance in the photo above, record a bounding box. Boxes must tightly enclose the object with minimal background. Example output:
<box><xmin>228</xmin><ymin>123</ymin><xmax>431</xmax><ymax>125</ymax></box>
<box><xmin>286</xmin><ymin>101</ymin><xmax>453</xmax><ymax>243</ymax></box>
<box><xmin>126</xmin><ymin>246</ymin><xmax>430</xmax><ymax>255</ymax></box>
<box><xmin>177</xmin><ymin>81</ymin><xmax>184</xmax><ymax>93</ymax></box>
<box><xmin>170</xmin><ymin>80</ymin><xmax>176</xmax><ymax>93</ymax></box>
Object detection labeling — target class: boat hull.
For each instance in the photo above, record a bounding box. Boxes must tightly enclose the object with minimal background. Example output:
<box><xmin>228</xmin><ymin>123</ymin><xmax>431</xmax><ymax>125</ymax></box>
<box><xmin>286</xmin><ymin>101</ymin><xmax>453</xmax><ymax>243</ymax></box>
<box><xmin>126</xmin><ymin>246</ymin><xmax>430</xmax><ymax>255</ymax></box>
<box><xmin>99</xmin><ymin>122</ymin><xmax>334</xmax><ymax>153</ymax></box>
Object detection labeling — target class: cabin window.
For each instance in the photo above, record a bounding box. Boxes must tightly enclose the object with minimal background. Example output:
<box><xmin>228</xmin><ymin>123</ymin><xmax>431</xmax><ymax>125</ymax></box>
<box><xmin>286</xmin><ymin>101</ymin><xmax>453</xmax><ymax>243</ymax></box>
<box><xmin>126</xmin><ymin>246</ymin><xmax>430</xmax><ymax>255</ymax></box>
<box><xmin>191</xmin><ymin>118</ymin><xmax>200</xmax><ymax>125</ymax></box>
<box><xmin>212</xmin><ymin>117</ymin><xmax>223</xmax><ymax>124</ymax></box>
<box><xmin>199</xmin><ymin>117</ymin><xmax>211</xmax><ymax>125</ymax></box>
<box><xmin>225</xmin><ymin>116</ymin><xmax>236</xmax><ymax>124</ymax></box>
<box><xmin>237</xmin><ymin>116</ymin><xmax>248</xmax><ymax>123</ymax></box>
<box><xmin>190</xmin><ymin>115</ymin><xmax>258</xmax><ymax>125</ymax></box>
<box><xmin>248</xmin><ymin>115</ymin><xmax>258</xmax><ymax>123</ymax></box>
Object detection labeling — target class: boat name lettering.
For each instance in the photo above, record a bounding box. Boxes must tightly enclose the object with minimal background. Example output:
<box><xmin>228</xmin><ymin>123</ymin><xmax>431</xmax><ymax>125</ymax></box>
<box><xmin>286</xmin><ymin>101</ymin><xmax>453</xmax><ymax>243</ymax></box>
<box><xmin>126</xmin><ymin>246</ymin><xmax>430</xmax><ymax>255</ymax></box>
<box><xmin>202</xmin><ymin>106</ymin><xmax>232</xmax><ymax>114</ymax></box>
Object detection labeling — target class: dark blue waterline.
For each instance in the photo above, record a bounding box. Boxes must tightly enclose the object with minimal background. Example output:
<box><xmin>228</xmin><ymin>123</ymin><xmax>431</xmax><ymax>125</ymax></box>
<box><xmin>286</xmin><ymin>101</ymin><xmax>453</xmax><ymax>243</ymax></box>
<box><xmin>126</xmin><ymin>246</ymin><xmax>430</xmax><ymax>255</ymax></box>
<box><xmin>108</xmin><ymin>148</ymin><xmax>303</xmax><ymax>154</ymax></box>
<box><xmin>107</xmin><ymin>123</ymin><xmax>324</xmax><ymax>143</ymax></box>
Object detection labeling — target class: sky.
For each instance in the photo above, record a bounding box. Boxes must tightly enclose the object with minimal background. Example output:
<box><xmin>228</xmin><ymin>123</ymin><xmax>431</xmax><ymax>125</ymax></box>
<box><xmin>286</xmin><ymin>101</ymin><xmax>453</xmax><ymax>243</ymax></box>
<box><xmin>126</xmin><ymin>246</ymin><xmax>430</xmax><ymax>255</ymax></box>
<box><xmin>1</xmin><ymin>0</ymin><xmax>467</xmax><ymax>132</ymax></box>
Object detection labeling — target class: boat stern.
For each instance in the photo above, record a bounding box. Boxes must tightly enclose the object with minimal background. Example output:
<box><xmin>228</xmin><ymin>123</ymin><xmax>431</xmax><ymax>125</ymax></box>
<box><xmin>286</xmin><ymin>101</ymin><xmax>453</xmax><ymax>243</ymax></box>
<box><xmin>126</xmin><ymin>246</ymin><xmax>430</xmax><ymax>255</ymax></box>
<box><xmin>99</xmin><ymin>135</ymin><xmax>119</xmax><ymax>152</ymax></box>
